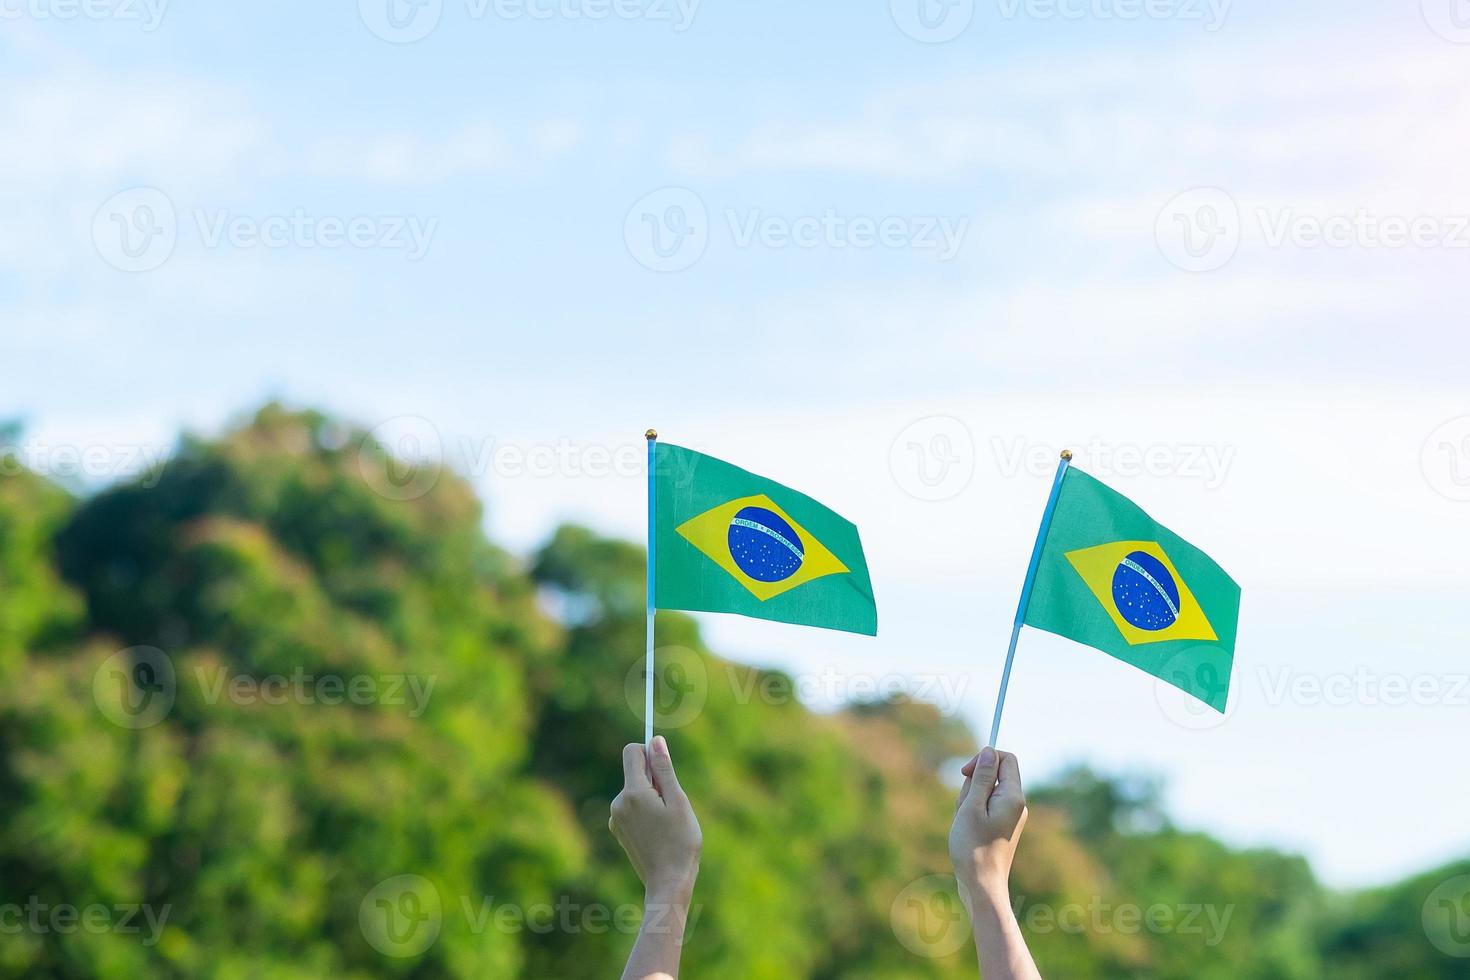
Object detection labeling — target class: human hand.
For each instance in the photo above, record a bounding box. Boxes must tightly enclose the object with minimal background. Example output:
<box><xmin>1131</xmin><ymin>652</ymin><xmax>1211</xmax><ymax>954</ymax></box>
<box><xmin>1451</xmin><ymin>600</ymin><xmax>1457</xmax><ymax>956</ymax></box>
<box><xmin>949</xmin><ymin>747</ymin><xmax>1027</xmax><ymax>898</ymax></box>
<box><xmin>610</xmin><ymin>736</ymin><xmax>702</xmax><ymax>901</ymax></box>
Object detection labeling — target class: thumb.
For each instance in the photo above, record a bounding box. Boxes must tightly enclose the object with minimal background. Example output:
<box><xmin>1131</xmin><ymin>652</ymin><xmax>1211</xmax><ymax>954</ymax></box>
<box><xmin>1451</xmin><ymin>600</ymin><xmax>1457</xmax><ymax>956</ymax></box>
<box><xmin>963</xmin><ymin>746</ymin><xmax>999</xmax><ymax>808</ymax></box>
<box><xmin>649</xmin><ymin>735</ymin><xmax>685</xmax><ymax>800</ymax></box>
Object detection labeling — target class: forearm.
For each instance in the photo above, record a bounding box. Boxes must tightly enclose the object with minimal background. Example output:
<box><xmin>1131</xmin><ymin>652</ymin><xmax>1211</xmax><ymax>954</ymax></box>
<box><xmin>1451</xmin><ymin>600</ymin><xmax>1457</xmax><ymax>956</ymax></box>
<box><xmin>966</xmin><ymin>879</ymin><xmax>1042</xmax><ymax>980</ymax></box>
<box><xmin>620</xmin><ymin>880</ymin><xmax>696</xmax><ymax>980</ymax></box>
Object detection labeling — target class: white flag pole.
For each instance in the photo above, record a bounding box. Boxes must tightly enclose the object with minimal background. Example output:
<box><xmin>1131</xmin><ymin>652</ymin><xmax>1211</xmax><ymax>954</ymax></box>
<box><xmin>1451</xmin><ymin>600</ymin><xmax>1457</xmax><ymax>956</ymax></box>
<box><xmin>645</xmin><ymin>428</ymin><xmax>658</xmax><ymax>748</ymax></box>
<box><xmin>988</xmin><ymin>449</ymin><xmax>1072</xmax><ymax>748</ymax></box>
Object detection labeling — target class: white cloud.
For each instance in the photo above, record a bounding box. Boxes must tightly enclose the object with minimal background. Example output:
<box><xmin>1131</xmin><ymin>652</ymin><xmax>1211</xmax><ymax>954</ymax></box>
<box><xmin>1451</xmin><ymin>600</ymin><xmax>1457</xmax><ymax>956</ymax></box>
<box><xmin>303</xmin><ymin>122</ymin><xmax>513</xmax><ymax>183</ymax></box>
<box><xmin>666</xmin><ymin>46</ymin><xmax>1470</xmax><ymax>205</ymax></box>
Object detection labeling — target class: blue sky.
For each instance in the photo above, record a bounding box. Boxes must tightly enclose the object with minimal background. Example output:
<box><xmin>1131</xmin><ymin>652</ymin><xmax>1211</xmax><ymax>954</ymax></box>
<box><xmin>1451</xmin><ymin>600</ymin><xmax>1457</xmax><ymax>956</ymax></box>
<box><xmin>4</xmin><ymin>0</ymin><xmax>1470</xmax><ymax>889</ymax></box>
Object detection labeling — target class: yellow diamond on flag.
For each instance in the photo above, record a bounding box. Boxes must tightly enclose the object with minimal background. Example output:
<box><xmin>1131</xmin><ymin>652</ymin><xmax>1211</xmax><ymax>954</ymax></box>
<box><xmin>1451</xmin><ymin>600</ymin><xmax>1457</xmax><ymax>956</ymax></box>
<box><xmin>675</xmin><ymin>494</ymin><xmax>850</xmax><ymax>601</ymax></box>
<box><xmin>1063</xmin><ymin>540</ymin><xmax>1218</xmax><ymax>646</ymax></box>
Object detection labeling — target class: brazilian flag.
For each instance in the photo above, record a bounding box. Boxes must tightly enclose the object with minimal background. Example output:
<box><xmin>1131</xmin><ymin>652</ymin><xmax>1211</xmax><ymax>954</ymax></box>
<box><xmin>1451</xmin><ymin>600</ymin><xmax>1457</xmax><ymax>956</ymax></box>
<box><xmin>652</xmin><ymin>443</ymin><xmax>877</xmax><ymax>635</ymax></box>
<box><xmin>1023</xmin><ymin>468</ymin><xmax>1240</xmax><ymax>711</ymax></box>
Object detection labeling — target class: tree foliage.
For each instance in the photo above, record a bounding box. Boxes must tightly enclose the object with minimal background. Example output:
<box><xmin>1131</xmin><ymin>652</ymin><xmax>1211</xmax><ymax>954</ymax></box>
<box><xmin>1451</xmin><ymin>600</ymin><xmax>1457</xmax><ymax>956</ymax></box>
<box><xmin>0</xmin><ymin>406</ymin><xmax>1460</xmax><ymax>977</ymax></box>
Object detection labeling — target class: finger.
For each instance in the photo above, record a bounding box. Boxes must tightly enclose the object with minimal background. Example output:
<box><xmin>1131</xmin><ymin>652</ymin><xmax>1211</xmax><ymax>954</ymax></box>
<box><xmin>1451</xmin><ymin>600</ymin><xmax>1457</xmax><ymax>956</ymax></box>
<box><xmin>994</xmin><ymin>751</ymin><xmax>1024</xmax><ymax>801</ymax></box>
<box><xmin>964</xmin><ymin>746</ymin><xmax>1000</xmax><ymax>808</ymax></box>
<box><xmin>955</xmin><ymin>753</ymin><xmax>979</xmax><ymax>812</ymax></box>
<box><xmin>648</xmin><ymin>735</ymin><xmax>685</xmax><ymax>800</ymax></box>
<box><xmin>621</xmin><ymin>743</ymin><xmax>652</xmax><ymax>791</ymax></box>
<box><xmin>990</xmin><ymin>752</ymin><xmax>1025</xmax><ymax>819</ymax></box>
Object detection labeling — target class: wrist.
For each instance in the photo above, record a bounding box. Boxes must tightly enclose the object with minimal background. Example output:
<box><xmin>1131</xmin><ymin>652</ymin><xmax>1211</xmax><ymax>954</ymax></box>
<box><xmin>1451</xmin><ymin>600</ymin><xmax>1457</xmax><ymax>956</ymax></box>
<box><xmin>960</xmin><ymin>875</ymin><xmax>1012</xmax><ymax>920</ymax></box>
<box><xmin>645</xmin><ymin>867</ymin><xmax>698</xmax><ymax>907</ymax></box>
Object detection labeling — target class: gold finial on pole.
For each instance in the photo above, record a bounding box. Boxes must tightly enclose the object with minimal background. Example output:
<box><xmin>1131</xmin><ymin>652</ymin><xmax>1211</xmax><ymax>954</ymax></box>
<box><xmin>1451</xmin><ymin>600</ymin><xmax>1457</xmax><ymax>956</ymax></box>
<box><xmin>646</xmin><ymin>429</ymin><xmax>658</xmax><ymax>441</ymax></box>
<box><xmin>1060</xmin><ymin>449</ymin><xmax>1073</xmax><ymax>461</ymax></box>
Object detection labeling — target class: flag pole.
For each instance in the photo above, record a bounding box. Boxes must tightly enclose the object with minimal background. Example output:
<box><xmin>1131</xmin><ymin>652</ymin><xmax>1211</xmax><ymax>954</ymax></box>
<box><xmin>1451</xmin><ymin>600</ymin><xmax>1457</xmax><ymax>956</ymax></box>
<box><xmin>988</xmin><ymin>449</ymin><xmax>1072</xmax><ymax>748</ymax></box>
<box><xmin>645</xmin><ymin>428</ymin><xmax>658</xmax><ymax>748</ymax></box>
